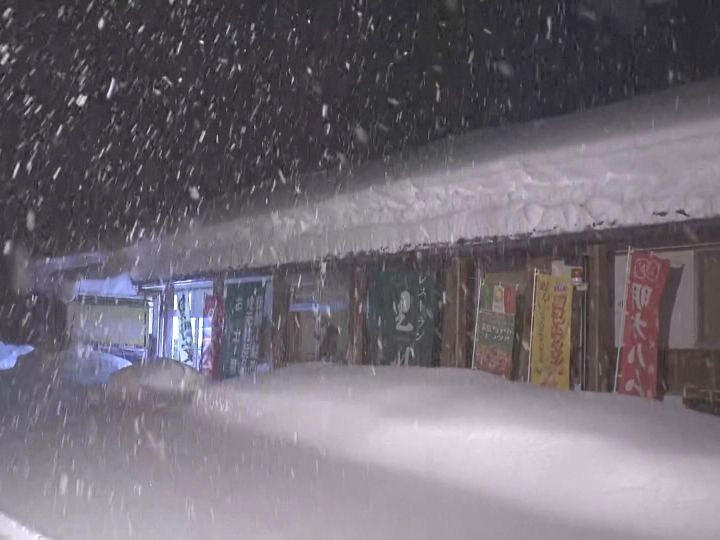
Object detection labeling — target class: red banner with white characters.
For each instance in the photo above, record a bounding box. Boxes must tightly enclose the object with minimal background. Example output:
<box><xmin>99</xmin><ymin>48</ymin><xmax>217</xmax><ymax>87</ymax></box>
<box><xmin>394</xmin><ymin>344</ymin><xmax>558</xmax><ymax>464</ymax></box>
<box><xmin>618</xmin><ymin>251</ymin><xmax>670</xmax><ymax>399</ymax></box>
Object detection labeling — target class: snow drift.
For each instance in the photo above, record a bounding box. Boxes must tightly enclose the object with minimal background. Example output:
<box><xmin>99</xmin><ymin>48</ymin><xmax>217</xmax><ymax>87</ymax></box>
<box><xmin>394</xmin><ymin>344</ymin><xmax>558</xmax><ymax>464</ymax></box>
<box><xmin>2</xmin><ymin>344</ymin><xmax>130</xmax><ymax>414</ymax></box>
<box><xmin>0</xmin><ymin>342</ymin><xmax>34</xmax><ymax>371</ymax></box>
<box><xmin>52</xmin><ymin>345</ymin><xmax>131</xmax><ymax>386</ymax></box>
<box><xmin>2</xmin><ymin>363</ymin><xmax>719</xmax><ymax>540</ymax></box>
<box><xmin>104</xmin><ymin>358</ymin><xmax>206</xmax><ymax>407</ymax></box>
<box><xmin>198</xmin><ymin>364</ymin><xmax>720</xmax><ymax>540</ymax></box>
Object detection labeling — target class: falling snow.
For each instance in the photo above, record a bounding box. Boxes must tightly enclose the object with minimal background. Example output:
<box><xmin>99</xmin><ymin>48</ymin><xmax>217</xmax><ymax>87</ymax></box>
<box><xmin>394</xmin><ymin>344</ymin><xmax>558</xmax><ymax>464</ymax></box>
<box><xmin>2</xmin><ymin>0</ymin><xmax>714</xmax><ymax>255</ymax></box>
<box><xmin>1</xmin><ymin>2</ymin><xmax>720</xmax><ymax>538</ymax></box>
<box><xmin>25</xmin><ymin>211</ymin><xmax>35</xmax><ymax>232</ymax></box>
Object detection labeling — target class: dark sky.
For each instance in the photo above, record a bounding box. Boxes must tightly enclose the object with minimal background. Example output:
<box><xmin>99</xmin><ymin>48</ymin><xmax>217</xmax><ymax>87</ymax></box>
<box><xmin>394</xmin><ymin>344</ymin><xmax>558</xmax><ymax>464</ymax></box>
<box><xmin>1</xmin><ymin>0</ymin><xmax>718</xmax><ymax>256</ymax></box>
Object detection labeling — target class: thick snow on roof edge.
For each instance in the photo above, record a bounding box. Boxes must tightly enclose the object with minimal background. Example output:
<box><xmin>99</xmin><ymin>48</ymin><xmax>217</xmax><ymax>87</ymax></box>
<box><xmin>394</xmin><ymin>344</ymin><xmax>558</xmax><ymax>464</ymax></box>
<box><xmin>76</xmin><ymin>272</ymin><xmax>139</xmax><ymax>300</ymax></box>
<box><xmin>127</xmin><ymin>80</ymin><xmax>720</xmax><ymax>280</ymax></box>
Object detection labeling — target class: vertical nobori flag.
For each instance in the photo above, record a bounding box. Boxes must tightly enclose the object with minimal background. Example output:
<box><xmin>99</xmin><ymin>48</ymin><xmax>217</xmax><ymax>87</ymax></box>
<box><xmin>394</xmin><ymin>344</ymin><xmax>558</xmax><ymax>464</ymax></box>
<box><xmin>618</xmin><ymin>251</ymin><xmax>670</xmax><ymax>399</ymax></box>
<box><xmin>530</xmin><ymin>275</ymin><xmax>574</xmax><ymax>390</ymax></box>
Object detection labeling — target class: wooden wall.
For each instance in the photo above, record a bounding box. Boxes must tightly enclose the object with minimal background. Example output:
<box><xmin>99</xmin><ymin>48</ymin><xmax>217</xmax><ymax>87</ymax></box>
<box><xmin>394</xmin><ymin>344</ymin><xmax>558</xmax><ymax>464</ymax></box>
<box><xmin>663</xmin><ymin>349</ymin><xmax>720</xmax><ymax>394</ymax></box>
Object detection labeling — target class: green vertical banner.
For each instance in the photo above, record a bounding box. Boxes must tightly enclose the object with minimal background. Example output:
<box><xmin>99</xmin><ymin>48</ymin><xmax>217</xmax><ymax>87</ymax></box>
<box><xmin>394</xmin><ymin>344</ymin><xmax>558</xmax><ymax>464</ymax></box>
<box><xmin>222</xmin><ymin>281</ymin><xmax>266</xmax><ymax>377</ymax></box>
<box><xmin>370</xmin><ymin>270</ymin><xmax>437</xmax><ymax>367</ymax></box>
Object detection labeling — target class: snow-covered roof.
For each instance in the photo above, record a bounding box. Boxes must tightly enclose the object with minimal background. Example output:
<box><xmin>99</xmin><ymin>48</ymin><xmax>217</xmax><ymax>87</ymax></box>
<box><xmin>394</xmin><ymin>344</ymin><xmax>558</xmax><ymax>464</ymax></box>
<box><xmin>75</xmin><ymin>272</ymin><xmax>140</xmax><ymax>300</ymax></box>
<box><xmin>123</xmin><ymin>79</ymin><xmax>720</xmax><ymax>280</ymax></box>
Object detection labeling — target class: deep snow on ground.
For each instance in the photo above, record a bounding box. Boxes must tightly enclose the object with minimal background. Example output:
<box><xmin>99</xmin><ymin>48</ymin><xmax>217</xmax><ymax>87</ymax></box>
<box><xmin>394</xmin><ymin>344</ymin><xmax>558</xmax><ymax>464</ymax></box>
<box><xmin>0</xmin><ymin>345</ymin><xmax>131</xmax><ymax>426</ymax></box>
<box><xmin>1</xmin><ymin>363</ymin><xmax>719</xmax><ymax>540</ymax></box>
<box><xmin>52</xmin><ymin>345</ymin><xmax>132</xmax><ymax>387</ymax></box>
<box><xmin>104</xmin><ymin>358</ymin><xmax>206</xmax><ymax>407</ymax></box>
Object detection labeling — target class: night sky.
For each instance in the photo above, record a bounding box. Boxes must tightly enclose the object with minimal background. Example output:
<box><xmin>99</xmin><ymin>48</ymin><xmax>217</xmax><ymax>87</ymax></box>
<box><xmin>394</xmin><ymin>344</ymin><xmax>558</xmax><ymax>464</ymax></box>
<box><xmin>1</xmin><ymin>0</ymin><xmax>718</xmax><ymax>256</ymax></box>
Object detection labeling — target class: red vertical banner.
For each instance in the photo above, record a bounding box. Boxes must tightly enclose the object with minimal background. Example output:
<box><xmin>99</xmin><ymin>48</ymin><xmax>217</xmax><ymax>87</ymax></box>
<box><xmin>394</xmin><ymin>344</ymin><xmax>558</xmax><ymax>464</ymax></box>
<box><xmin>618</xmin><ymin>251</ymin><xmax>670</xmax><ymax>399</ymax></box>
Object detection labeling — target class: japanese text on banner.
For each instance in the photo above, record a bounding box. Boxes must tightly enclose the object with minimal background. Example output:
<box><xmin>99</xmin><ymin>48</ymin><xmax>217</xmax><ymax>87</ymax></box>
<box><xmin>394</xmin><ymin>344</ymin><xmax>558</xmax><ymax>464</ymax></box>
<box><xmin>618</xmin><ymin>251</ymin><xmax>670</xmax><ymax>399</ymax></box>
<box><xmin>474</xmin><ymin>282</ymin><xmax>519</xmax><ymax>379</ymax></box>
<box><xmin>530</xmin><ymin>275</ymin><xmax>573</xmax><ymax>390</ymax></box>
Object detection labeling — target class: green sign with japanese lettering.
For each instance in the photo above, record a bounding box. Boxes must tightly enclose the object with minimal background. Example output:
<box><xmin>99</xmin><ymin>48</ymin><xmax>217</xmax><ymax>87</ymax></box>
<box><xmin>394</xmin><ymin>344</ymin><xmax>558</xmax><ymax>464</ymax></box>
<box><xmin>370</xmin><ymin>270</ymin><xmax>437</xmax><ymax>367</ymax></box>
<box><xmin>222</xmin><ymin>281</ymin><xmax>266</xmax><ymax>377</ymax></box>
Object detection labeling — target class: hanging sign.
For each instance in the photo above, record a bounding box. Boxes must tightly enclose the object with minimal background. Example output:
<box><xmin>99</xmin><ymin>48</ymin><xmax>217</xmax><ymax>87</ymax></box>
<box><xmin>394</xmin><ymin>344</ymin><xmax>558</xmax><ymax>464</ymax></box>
<box><xmin>618</xmin><ymin>251</ymin><xmax>670</xmax><ymax>399</ymax></box>
<box><xmin>177</xmin><ymin>293</ymin><xmax>195</xmax><ymax>366</ymax></box>
<box><xmin>222</xmin><ymin>282</ymin><xmax>266</xmax><ymax>377</ymax></box>
<box><xmin>530</xmin><ymin>275</ymin><xmax>574</xmax><ymax>390</ymax></box>
<box><xmin>370</xmin><ymin>270</ymin><xmax>437</xmax><ymax>367</ymax></box>
<box><xmin>474</xmin><ymin>282</ymin><xmax>518</xmax><ymax>378</ymax></box>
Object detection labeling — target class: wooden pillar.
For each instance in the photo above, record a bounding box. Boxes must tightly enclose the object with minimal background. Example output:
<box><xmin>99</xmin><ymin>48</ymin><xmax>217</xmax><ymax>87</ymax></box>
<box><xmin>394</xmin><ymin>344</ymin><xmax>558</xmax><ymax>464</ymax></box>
<box><xmin>587</xmin><ymin>244</ymin><xmax>614</xmax><ymax>392</ymax></box>
<box><xmin>440</xmin><ymin>256</ymin><xmax>473</xmax><ymax>368</ymax></box>
<box><xmin>211</xmin><ymin>275</ymin><xmax>225</xmax><ymax>380</ymax></box>
<box><xmin>347</xmin><ymin>265</ymin><xmax>370</xmax><ymax>365</ymax></box>
<box><xmin>289</xmin><ymin>312</ymin><xmax>302</xmax><ymax>364</ymax></box>
<box><xmin>272</xmin><ymin>270</ymin><xmax>291</xmax><ymax>368</ymax></box>
<box><xmin>162</xmin><ymin>283</ymin><xmax>174</xmax><ymax>359</ymax></box>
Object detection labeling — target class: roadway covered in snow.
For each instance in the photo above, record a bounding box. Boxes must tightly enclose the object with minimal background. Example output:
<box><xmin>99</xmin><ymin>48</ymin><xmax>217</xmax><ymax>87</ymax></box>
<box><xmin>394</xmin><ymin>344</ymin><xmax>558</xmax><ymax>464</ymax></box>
<box><xmin>115</xmin><ymin>79</ymin><xmax>720</xmax><ymax>281</ymax></box>
<box><xmin>0</xmin><ymin>363</ymin><xmax>718</xmax><ymax>539</ymax></box>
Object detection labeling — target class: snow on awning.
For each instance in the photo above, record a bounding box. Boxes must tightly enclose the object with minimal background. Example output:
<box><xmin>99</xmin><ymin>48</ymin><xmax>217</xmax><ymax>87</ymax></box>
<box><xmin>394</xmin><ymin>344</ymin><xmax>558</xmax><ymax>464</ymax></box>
<box><xmin>76</xmin><ymin>272</ymin><xmax>140</xmax><ymax>300</ymax></box>
<box><xmin>125</xmin><ymin>79</ymin><xmax>720</xmax><ymax>281</ymax></box>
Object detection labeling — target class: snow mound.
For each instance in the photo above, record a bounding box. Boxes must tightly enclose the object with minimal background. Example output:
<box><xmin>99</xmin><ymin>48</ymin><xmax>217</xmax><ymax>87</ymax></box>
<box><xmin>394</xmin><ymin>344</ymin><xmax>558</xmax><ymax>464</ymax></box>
<box><xmin>105</xmin><ymin>359</ymin><xmax>206</xmax><ymax>407</ymax></box>
<box><xmin>198</xmin><ymin>364</ymin><xmax>720</xmax><ymax>540</ymax></box>
<box><xmin>2</xmin><ymin>344</ymin><xmax>131</xmax><ymax>414</ymax></box>
<box><xmin>0</xmin><ymin>342</ymin><xmax>34</xmax><ymax>371</ymax></box>
<box><xmin>0</xmin><ymin>511</ymin><xmax>49</xmax><ymax>540</ymax></box>
<box><xmin>53</xmin><ymin>344</ymin><xmax>131</xmax><ymax>386</ymax></box>
<box><xmin>2</xmin><ymin>363</ymin><xmax>719</xmax><ymax>539</ymax></box>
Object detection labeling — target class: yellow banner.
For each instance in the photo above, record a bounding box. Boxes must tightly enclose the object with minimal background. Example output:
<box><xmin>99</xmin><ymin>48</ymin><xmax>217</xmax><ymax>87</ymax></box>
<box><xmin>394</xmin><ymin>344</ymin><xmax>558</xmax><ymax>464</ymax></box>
<box><xmin>530</xmin><ymin>275</ymin><xmax>574</xmax><ymax>390</ymax></box>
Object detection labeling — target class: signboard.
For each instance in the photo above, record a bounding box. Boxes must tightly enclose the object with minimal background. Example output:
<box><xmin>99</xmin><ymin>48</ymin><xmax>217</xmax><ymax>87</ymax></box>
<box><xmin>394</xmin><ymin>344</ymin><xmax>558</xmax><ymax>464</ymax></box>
<box><xmin>474</xmin><ymin>282</ymin><xmax>518</xmax><ymax>378</ymax></box>
<box><xmin>177</xmin><ymin>293</ymin><xmax>195</xmax><ymax>365</ymax></box>
<box><xmin>370</xmin><ymin>270</ymin><xmax>437</xmax><ymax>367</ymax></box>
<box><xmin>530</xmin><ymin>275</ymin><xmax>574</xmax><ymax>390</ymax></box>
<box><xmin>617</xmin><ymin>251</ymin><xmax>670</xmax><ymax>398</ymax></box>
<box><xmin>222</xmin><ymin>282</ymin><xmax>266</xmax><ymax>377</ymax></box>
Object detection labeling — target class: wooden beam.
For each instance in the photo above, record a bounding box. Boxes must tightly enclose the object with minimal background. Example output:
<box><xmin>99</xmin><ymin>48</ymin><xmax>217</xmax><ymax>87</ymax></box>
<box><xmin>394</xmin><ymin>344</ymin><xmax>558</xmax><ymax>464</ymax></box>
<box><xmin>586</xmin><ymin>244</ymin><xmax>614</xmax><ymax>392</ymax></box>
<box><xmin>441</xmin><ymin>257</ymin><xmax>473</xmax><ymax>368</ymax></box>
<box><xmin>271</xmin><ymin>271</ymin><xmax>291</xmax><ymax>368</ymax></box>
<box><xmin>211</xmin><ymin>275</ymin><xmax>224</xmax><ymax>380</ymax></box>
<box><xmin>162</xmin><ymin>283</ymin><xmax>174</xmax><ymax>359</ymax></box>
<box><xmin>289</xmin><ymin>312</ymin><xmax>302</xmax><ymax>364</ymax></box>
<box><xmin>348</xmin><ymin>265</ymin><xmax>370</xmax><ymax>365</ymax></box>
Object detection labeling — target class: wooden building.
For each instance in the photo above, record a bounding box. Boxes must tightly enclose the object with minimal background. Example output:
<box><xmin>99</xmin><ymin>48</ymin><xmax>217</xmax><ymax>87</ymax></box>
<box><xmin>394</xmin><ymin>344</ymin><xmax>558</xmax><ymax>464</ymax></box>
<box><xmin>29</xmin><ymin>79</ymin><xmax>720</xmax><ymax>395</ymax></box>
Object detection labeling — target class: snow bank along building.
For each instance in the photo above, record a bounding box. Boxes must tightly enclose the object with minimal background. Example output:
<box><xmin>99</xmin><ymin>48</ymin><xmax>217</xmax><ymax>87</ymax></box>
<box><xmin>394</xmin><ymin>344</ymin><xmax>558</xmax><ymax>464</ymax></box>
<box><xmin>28</xmin><ymin>78</ymin><xmax>720</xmax><ymax>397</ymax></box>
